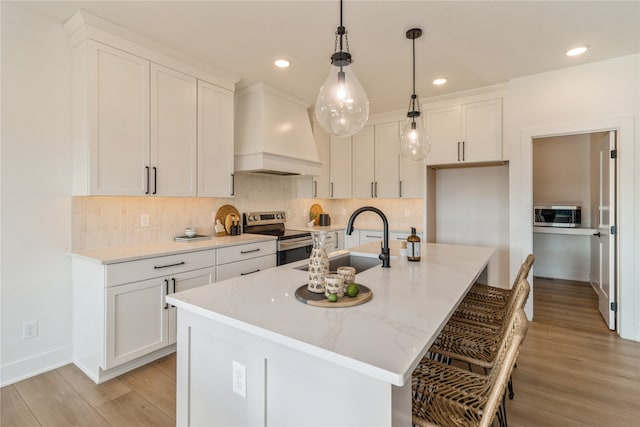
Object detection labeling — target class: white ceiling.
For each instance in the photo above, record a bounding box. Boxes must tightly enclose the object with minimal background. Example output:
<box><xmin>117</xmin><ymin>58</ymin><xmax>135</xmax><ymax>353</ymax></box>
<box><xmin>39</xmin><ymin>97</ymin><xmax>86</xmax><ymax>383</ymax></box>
<box><xmin>19</xmin><ymin>0</ymin><xmax>640</xmax><ymax>114</ymax></box>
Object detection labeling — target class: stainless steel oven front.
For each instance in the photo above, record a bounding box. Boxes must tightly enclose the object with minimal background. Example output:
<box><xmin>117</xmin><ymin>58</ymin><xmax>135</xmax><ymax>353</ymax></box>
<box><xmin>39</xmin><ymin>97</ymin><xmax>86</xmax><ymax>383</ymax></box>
<box><xmin>276</xmin><ymin>236</ymin><xmax>313</xmax><ymax>266</ymax></box>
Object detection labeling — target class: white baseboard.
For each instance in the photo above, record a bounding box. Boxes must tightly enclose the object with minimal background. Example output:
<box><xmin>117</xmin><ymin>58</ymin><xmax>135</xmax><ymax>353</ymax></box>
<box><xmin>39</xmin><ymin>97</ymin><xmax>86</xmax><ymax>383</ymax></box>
<box><xmin>0</xmin><ymin>345</ymin><xmax>72</xmax><ymax>387</ymax></box>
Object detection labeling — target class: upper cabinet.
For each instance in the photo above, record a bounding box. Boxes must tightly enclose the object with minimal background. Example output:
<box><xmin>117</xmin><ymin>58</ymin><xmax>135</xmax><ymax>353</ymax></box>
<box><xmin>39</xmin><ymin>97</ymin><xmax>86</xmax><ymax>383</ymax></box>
<box><xmin>329</xmin><ymin>135</ymin><xmax>352</xmax><ymax>199</ymax></box>
<box><xmin>426</xmin><ymin>98</ymin><xmax>502</xmax><ymax>166</ymax></box>
<box><xmin>352</xmin><ymin>122</ymin><xmax>401</xmax><ymax>198</ymax></box>
<box><xmin>67</xmin><ymin>12</ymin><xmax>237</xmax><ymax>197</ymax></box>
<box><xmin>197</xmin><ymin>80</ymin><xmax>235</xmax><ymax>197</ymax></box>
<box><xmin>150</xmin><ymin>63</ymin><xmax>197</xmax><ymax>196</ymax></box>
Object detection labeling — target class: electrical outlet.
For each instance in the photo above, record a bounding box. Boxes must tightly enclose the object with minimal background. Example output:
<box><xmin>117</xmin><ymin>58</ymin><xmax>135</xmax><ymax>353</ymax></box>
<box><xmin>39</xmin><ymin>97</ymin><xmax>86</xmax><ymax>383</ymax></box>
<box><xmin>405</xmin><ymin>209</ymin><xmax>411</xmax><ymax>218</ymax></box>
<box><xmin>23</xmin><ymin>320</ymin><xmax>38</xmax><ymax>340</ymax></box>
<box><xmin>140</xmin><ymin>213</ymin><xmax>149</xmax><ymax>227</ymax></box>
<box><xmin>232</xmin><ymin>360</ymin><xmax>246</xmax><ymax>398</ymax></box>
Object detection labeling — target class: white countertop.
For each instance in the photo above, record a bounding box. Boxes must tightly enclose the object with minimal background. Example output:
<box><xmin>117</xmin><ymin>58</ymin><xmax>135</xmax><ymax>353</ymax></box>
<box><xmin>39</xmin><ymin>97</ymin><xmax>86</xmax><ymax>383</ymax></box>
<box><xmin>167</xmin><ymin>240</ymin><xmax>493</xmax><ymax>386</ymax></box>
<box><xmin>69</xmin><ymin>233</ymin><xmax>277</xmax><ymax>264</ymax></box>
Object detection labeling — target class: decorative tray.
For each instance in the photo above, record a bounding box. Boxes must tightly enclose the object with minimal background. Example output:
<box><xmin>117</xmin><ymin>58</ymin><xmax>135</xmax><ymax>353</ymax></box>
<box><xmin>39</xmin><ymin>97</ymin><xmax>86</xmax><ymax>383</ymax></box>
<box><xmin>174</xmin><ymin>235</ymin><xmax>212</xmax><ymax>242</ymax></box>
<box><xmin>294</xmin><ymin>284</ymin><xmax>373</xmax><ymax>308</ymax></box>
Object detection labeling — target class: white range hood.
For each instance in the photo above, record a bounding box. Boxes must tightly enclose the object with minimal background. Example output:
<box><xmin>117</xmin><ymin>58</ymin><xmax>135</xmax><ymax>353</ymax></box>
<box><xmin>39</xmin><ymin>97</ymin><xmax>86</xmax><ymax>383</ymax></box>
<box><xmin>234</xmin><ymin>83</ymin><xmax>321</xmax><ymax>176</ymax></box>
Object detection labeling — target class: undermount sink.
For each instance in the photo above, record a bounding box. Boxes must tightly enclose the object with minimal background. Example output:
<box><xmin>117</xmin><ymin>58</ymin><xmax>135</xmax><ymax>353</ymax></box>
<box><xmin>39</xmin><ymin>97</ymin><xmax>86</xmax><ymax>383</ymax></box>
<box><xmin>295</xmin><ymin>254</ymin><xmax>380</xmax><ymax>274</ymax></box>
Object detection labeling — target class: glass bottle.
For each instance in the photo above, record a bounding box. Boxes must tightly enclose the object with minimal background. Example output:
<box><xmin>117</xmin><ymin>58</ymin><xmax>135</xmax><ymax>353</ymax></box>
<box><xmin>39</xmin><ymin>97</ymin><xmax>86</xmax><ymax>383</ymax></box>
<box><xmin>407</xmin><ymin>227</ymin><xmax>421</xmax><ymax>262</ymax></box>
<box><xmin>307</xmin><ymin>231</ymin><xmax>330</xmax><ymax>293</ymax></box>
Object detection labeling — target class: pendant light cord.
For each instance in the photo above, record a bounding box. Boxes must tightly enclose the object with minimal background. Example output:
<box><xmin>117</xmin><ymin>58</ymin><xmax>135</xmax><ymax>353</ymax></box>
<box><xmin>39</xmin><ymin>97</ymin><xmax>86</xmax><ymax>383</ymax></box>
<box><xmin>412</xmin><ymin>36</ymin><xmax>416</xmax><ymax>98</ymax></box>
<box><xmin>339</xmin><ymin>0</ymin><xmax>344</xmax><ymax>51</ymax></box>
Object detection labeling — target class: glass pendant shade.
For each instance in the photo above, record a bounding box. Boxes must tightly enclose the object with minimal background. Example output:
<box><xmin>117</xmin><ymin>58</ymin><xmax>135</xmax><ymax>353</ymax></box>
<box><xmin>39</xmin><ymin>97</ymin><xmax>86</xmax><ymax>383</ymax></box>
<box><xmin>315</xmin><ymin>64</ymin><xmax>369</xmax><ymax>137</ymax></box>
<box><xmin>399</xmin><ymin>116</ymin><xmax>430</xmax><ymax>161</ymax></box>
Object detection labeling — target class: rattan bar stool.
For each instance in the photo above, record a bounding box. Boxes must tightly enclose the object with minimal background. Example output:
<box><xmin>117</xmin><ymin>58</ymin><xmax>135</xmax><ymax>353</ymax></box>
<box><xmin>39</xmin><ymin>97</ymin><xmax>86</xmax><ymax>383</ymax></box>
<box><xmin>451</xmin><ymin>276</ymin><xmax>529</xmax><ymax>332</ymax></box>
<box><xmin>464</xmin><ymin>254</ymin><xmax>535</xmax><ymax>308</ymax></box>
<box><xmin>412</xmin><ymin>309</ymin><xmax>528</xmax><ymax>427</ymax></box>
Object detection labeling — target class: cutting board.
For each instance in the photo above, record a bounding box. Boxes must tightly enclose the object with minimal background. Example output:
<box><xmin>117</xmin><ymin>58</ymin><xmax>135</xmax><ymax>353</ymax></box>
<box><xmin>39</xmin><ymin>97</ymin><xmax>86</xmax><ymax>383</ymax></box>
<box><xmin>215</xmin><ymin>205</ymin><xmax>240</xmax><ymax>235</ymax></box>
<box><xmin>309</xmin><ymin>203</ymin><xmax>323</xmax><ymax>225</ymax></box>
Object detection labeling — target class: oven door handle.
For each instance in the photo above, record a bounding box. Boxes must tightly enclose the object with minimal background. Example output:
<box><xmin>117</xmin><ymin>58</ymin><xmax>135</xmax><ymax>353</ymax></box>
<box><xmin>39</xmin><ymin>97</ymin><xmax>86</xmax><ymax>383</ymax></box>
<box><xmin>278</xmin><ymin>238</ymin><xmax>313</xmax><ymax>251</ymax></box>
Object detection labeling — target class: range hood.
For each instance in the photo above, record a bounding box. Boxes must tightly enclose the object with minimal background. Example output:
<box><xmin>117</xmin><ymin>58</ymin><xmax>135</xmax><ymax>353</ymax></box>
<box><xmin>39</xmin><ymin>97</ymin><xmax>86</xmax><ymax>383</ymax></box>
<box><xmin>234</xmin><ymin>83</ymin><xmax>322</xmax><ymax>176</ymax></box>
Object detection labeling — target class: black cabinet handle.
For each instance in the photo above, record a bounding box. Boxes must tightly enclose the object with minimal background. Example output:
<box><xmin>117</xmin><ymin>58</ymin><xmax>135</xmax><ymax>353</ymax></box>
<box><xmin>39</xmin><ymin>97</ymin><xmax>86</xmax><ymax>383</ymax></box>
<box><xmin>164</xmin><ymin>279</ymin><xmax>169</xmax><ymax>309</ymax></box>
<box><xmin>330</xmin><ymin>182</ymin><xmax>334</xmax><ymax>198</ymax></box>
<box><xmin>462</xmin><ymin>141</ymin><xmax>465</xmax><ymax>161</ymax></box>
<box><xmin>145</xmin><ymin>166</ymin><xmax>150</xmax><ymax>194</ymax></box>
<box><xmin>152</xmin><ymin>167</ymin><xmax>157</xmax><ymax>195</ymax></box>
<box><xmin>241</xmin><ymin>269</ymin><xmax>260</xmax><ymax>276</ymax></box>
<box><xmin>457</xmin><ymin>142</ymin><xmax>461</xmax><ymax>161</ymax></box>
<box><xmin>172</xmin><ymin>277</ymin><xmax>176</xmax><ymax>294</ymax></box>
<box><xmin>365</xmin><ymin>234</ymin><xmax>382</xmax><ymax>239</ymax></box>
<box><xmin>313</xmin><ymin>180</ymin><xmax>318</xmax><ymax>198</ymax></box>
<box><xmin>375</xmin><ymin>181</ymin><xmax>378</xmax><ymax>198</ymax></box>
<box><xmin>230</xmin><ymin>173</ymin><xmax>235</xmax><ymax>196</ymax></box>
<box><xmin>154</xmin><ymin>261</ymin><xmax>185</xmax><ymax>269</ymax></box>
<box><xmin>399</xmin><ymin>181</ymin><xmax>403</xmax><ymax>198</ymax></box>
<box><xmin>593</xmin><ymin>232</ymin><xmax>601</xmax><ymax>237</ymax></box>
<box><xmin>240</xmin><ymin>248</ymin><xmax>260</xmax><ymax>254</ymax></box>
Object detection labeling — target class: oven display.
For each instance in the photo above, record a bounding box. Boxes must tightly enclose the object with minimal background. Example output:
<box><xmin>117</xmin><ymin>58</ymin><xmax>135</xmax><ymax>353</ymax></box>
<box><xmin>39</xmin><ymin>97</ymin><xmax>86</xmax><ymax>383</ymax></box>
<box><xmin>260</xmin><ymin>214</ymin><xmax>275</xmax><ymax>220</ymax></box>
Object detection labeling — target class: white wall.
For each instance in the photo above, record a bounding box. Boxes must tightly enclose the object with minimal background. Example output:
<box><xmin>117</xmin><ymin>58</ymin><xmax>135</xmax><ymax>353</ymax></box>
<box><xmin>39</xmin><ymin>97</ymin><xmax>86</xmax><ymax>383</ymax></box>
<box><xmin>1</xmin><ymin>3</ymin><xmax>73</xmax><ymax>384</ymax></box>
<box><xmin>435</xmin><ymin>165</ymin><xmax>510</xmax><ymax>287</ymax></box>
<box><xmin>507</xmin><ymin>54</ymin><xmax>640</xmax><ymax>340</ymax></box>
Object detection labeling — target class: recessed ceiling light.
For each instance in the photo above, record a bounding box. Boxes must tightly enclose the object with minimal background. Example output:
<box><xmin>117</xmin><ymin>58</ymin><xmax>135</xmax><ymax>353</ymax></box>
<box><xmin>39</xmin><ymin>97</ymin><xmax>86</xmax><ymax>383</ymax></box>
<box><xmin>274</xmin><ymin>59</ymin><xmax>290</xmax><ymax>68</ymax></box>
<box><xmin>433</xmin><ymin>78</ymin><xmax>447</xmax><ymax>86</ymax></box>
<box><xmin>566</xmin><ymin>46</ymin><xmax>588</xmax><ymax>57</ymax></box>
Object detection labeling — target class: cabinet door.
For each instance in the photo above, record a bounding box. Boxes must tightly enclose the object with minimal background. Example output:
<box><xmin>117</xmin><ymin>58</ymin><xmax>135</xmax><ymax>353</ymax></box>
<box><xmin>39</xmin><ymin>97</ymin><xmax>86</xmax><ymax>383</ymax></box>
<box><xmin>198</xmin><ymin>80</ymin><xmax>235</xmax><ymax>197</ymax></box>
<box><xmin>426</xmin><ymin>105</ymin><xmax>461</xmax><ymax>166</ymax></box>
<box><xmin>374</xmin><ymin>122</ymin><xmax>400</xmax><ymax>198</ymax></box>
<box><xmin>329</xmin><ymin>135</ymin><xmax>352</xmax><ymax>198</ymax></box>
<box><xmin>168</xmin><ymin>267</ymin><xmax>215</xmax><ymax>344</ymax></box>
<box><xmin>461</xmin><ymin>99</ymin><xmax>502</xmax><ymax>163</ymax></box>
<box><xmin>352</xmin><ymin>125</ymin><xmax>375</xmax><ymax>198</ymax></box>
<box><xmin>105</xmin><ymin>278</ymin><xmax>168</xmax><ymax>369</ymax></box>
<box><xmin>399</xmin><ymin>156</ymin><xmax>425</xmax><ymax>198</ymax></box>
<box><xmin>359</xmin><ymin>230</ymin><xmax>384</xmax><ymax>244</ymax></box>
<box><xmin>88</xmin><ymin>41</ymin><xmax>150</xmax><ymax>195</ymax></box>
<box><xmin>313</xmin><ymin>121</ymin><xmax>331</xmax><ymax>198</ymax></box>
<box><xmin>150</xmin><ymin>63</ymin><xmax>197</xmax><ymax>196</ymax></box>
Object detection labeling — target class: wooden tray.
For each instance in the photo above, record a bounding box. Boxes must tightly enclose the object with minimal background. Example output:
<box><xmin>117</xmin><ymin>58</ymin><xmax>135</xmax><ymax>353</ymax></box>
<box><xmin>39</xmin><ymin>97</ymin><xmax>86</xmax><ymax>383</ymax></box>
<box><xmin>295</xmin><ymin>284</ymin><xmax>372</xmax><ymax>308</ymax></box>
<box><xmin>215</xmin><ymin>204</ymin><xmax>240</xmax><ymax>235</ymax></box>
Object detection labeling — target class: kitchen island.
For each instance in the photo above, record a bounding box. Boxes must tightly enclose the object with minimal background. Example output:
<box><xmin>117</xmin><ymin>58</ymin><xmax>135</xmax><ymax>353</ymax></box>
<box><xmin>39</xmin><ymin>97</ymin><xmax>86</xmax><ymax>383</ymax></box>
<box><xmin>167</xmin><ymin>241</ymin><xmax>494</xmax><ymax>426</ymax></box>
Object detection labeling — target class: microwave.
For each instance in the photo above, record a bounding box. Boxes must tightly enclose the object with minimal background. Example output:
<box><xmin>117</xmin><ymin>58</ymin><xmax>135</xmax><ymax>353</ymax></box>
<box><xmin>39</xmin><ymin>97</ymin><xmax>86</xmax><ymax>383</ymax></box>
<box><xmin>534</xmin><ymin>205</ymin><xmax>581</xmax><ymax>228</ymax></box>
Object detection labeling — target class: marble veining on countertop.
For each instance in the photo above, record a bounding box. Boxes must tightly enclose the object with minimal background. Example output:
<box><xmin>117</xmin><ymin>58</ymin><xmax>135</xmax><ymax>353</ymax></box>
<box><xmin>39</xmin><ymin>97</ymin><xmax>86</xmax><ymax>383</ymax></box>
<box><xmin>167</xmin><ymin>240</ymin><xmax>493</xmax><ymax>386</ymax></box>
<box><xmin>69</xmin><ymin>233</ymin><xmax>277</xmax><ymax>264</ymax></box>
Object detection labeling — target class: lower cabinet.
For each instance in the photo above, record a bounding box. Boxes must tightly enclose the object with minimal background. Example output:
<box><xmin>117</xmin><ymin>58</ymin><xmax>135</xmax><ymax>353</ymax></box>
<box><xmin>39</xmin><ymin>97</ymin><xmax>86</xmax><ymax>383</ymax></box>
<box><xmin>216</xmin><ymin>240</ymin><xmax>277</xmax><ymax>281</ymax></box>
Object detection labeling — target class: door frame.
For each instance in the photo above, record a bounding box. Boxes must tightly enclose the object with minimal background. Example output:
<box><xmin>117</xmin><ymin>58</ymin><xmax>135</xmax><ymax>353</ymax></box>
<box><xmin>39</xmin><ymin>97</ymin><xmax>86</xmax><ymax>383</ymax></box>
<box><xmin>512</xmin><ymin>116</ymin><xmax>634</xmax><ymax>338</ymax></box>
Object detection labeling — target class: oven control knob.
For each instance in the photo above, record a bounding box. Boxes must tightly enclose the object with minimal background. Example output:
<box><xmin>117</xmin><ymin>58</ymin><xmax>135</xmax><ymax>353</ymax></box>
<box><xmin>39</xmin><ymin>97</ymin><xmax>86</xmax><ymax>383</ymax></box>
<box><xmin>276</xmin><ymin>213</ymin><xmax>282</xmax><ymax>219</ymax></box>
<box><xmin>250</xmin><ymin>215</ymin><xmax>256</xmax><ymax>221</ymax></box>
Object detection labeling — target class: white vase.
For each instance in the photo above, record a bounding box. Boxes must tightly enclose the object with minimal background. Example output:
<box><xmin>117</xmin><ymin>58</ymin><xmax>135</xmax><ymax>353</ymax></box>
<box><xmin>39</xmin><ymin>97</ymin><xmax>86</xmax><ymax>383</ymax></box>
<box><xmin>307</xmin><ymin>231</ymin><xmax>329</xmax><ymax>293</ymax></box>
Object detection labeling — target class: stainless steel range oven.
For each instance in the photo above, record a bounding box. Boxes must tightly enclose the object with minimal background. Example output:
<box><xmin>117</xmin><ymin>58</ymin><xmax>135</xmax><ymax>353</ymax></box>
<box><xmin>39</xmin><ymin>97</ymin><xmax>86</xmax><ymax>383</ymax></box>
<box><xmin>243</xmin><ymin>211</ymin><xmax>312</xmax><ymax>266</ymax></box>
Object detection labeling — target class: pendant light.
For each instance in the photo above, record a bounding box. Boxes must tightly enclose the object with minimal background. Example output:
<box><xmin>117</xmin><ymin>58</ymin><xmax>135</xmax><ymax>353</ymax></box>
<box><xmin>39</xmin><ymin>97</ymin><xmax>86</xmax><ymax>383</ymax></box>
<box><xmin>399</xmin><ymin>28</ymin><xmax>430</xmax><ymax>161</ymax></box>
<box><xmin>315</xmin><ymin>0</ymin><xmax>369</xmax><ymax>137</ymax></box>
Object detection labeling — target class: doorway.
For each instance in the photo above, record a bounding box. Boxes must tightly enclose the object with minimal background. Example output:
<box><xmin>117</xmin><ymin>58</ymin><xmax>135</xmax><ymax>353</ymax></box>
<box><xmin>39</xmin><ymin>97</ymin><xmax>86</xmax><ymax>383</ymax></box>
<box><xmin>532</xmin><ymin>131</ymin><xmax>617</xmax><ymax>330</ymax></box>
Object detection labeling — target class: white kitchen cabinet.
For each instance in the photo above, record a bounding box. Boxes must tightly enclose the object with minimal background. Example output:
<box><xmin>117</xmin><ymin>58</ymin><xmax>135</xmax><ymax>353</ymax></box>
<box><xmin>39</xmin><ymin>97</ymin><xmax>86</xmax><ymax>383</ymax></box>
<box><xmin>150</xmin><ymin>63</ymin><xmax>197</xmax><ymax>196</ymax></box>
<box><xmin>216</xmin><ymin>240</ymin><xmax>277</xmax><ymax>281</ymax></box>
<box><xmin>399</xmin><ymin>120</ymin><xmax>425</xmax><ymax>198</ymax></box>
<box><xmin>197</xmin><ymin>80</ymin><xmax>235</xmax><ymax>197</ymax></box>
<box><xmin>72</xmin><ymin>248</ymin><xmax>216</xmax><ymax>383</ymax></box>
<box><xmin>345</xmin><ymin>231</ymin><xmax>360</xmax><ymax>249</ymax></box>
<box><xmin>426</xmin><ymin>99</ymin><xmax>502</xmax><ymax>166</ymax></box>
<box><xmin>359</xmin><ymin>230</ymin><xmax>385</xmax><ymax>245</ymax></box>
<box><xmin>72</xmin><ymin>40</ymin><xmax>150</xmax><ymax>196</ymax></box>
<box><xmin>323</xmin><ymin>230</ymin><xmax>344</xmax><ymax>252</ymax></box>
<box><xmin>352</xmin><ymin>122</ymin><xmax>400</xmax><ymax>198</ymax></box>
<box><xmin>330</xmin><ymin>135</ymin><xmax>352</xmax><ymax>198</ymax></box>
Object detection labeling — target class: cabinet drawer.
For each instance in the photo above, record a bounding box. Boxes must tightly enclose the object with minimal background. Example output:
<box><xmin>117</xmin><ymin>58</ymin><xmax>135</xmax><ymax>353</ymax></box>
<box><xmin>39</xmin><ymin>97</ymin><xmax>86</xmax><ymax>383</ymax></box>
<box><xmin>216</xmin><ymin>254</ymin><xmax>277</xmax><ymax>282</ymax></box>
<box><xmin>106</xmin><ymin>249</ymin><xmax>215</xmax><ymax>287</ymax></box>
<box><xmin>217</xmin><ymin>240</ymin><xmax>276</xmax><ymax>265</ymax></box>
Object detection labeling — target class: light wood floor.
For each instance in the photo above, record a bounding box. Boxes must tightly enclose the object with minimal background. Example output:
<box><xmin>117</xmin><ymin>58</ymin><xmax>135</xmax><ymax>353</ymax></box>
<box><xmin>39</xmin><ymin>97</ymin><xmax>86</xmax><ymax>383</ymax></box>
<box><xmin>2</xmin><ymin>278</ymin><xmax>639</xmax><ymax>426</ymax></box>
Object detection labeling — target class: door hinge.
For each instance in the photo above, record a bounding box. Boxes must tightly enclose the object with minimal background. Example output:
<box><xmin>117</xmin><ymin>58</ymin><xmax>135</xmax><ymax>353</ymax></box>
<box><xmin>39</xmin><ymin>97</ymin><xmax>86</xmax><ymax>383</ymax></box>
<box><xmin>611</xmin><ymin>302</ymin><xmax>617</xmax><ymax>312</ymax></box>
<box><xmin>611</xmin><ymin>225</ymin><xmax>617</xmax><ymax>235</ymax></box>
<box><xmin>610</xmin><ymin>149</ymin><xmax>617</xmax><ymax>159</ymax></box>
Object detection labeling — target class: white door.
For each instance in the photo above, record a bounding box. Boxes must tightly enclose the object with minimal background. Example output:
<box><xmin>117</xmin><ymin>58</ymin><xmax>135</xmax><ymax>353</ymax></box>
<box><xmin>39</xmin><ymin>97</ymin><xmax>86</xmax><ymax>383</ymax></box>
<box><xmin>374</xmin><ymin>122</ymin><xmax>400</xmax><ymax>198</ymax></box>
<box><xmin>197</xmin><ymin>80</ymin><xmax>235</xmax><ymax>197</ymax></box>
<box><xmin>352</xmin><ymin>125</ymin><xmax>375</xmax><ymax>198</ymax></box>
<box><xmin>168</xmin><ymin>267</ymin><xmax>215</xmax><ymax>344</ymax></box>
<box><xmin>105</xmin><ymin>278</ymin><xmax>168</xmax><ymax>369</ymax></box>
<box><xmin>89</xmin><ymin>41</ymin><xmax>150</xmax><ymax>195</ymax></box>
<box><xmin>329</xmin><ymin>135</ymin><xmax>352</xmax><ymax>198</ymax></box>
<box><xmin>150</xmin><ymin>63</ymin><xmax>197</xmax><ymax>196</ymax></box>
<box><xmin>593</xmin><ymin>131</ymin><xmax>616</xmax><ymax>329</ymax></box>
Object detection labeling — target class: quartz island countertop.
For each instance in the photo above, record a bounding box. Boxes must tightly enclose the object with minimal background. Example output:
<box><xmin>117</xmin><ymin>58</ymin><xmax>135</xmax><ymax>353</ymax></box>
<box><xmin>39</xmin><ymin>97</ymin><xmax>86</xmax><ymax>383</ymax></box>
<box><xmin>167</xmin><ymin>240</ymin><xmax>494</xmax><ymax>386</ymax></box>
